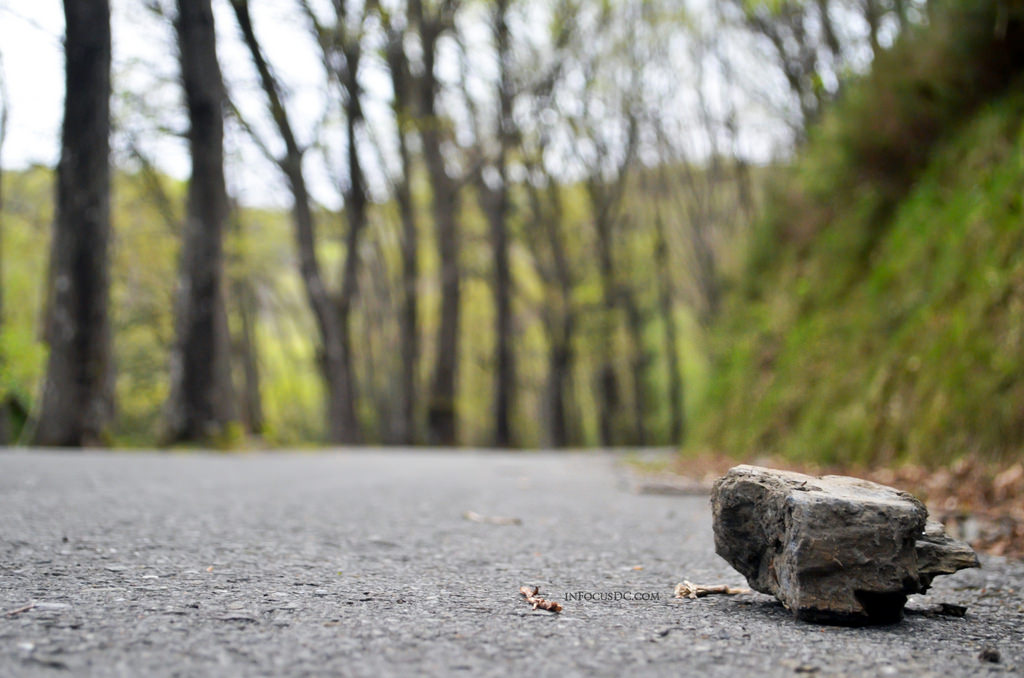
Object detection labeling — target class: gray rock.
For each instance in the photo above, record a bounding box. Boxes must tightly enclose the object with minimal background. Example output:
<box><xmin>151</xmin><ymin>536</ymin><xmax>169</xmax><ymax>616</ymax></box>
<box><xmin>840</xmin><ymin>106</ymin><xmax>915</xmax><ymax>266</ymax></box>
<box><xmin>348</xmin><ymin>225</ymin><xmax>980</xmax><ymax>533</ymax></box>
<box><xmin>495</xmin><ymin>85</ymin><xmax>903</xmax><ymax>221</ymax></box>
<box><xmin>711</xmin><ymin>465</ymin><xmax>979</xmax><ymax>625</ymax></box>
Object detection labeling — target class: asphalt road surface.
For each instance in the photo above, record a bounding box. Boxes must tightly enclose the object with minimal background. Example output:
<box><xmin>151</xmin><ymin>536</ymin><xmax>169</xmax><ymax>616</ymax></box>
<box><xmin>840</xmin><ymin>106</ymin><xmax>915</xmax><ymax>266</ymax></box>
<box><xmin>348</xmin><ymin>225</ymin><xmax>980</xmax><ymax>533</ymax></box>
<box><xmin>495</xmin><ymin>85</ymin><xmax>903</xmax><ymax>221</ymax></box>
<box><xmin>1</xmin><ymin>450</ymin><xmax>1022</xmax><ymax>677</ymax></box>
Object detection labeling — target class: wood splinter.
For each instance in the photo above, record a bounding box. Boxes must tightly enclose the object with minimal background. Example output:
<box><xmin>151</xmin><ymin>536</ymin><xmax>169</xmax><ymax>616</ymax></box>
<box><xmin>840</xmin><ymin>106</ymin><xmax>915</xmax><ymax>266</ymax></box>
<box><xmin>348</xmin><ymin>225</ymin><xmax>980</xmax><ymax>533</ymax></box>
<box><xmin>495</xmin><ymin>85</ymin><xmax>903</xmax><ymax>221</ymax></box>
<box><xmin>673</xmin><ymin>580</ymin><xmax>750</xmax><ymax>600</ymax></box>
<box><xmin>519</xmin><ymin>586</ymin><xmax>563</xmax><ymax>613</ymax></box>
<box><xmin>2</xmin><ymin>603</ymin><xmax>36</xmax><ymax>617</ymax></box>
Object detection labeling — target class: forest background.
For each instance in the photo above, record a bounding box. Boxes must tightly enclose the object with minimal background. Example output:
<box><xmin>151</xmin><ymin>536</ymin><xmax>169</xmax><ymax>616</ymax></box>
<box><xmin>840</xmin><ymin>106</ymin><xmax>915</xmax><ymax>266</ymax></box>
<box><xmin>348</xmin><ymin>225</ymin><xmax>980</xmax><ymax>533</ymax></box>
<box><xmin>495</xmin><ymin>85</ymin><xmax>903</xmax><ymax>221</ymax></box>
<box><xmin>2</xmin><ymin>0</ymin><xmax>1024</xmax><ymax>489</ymax></box>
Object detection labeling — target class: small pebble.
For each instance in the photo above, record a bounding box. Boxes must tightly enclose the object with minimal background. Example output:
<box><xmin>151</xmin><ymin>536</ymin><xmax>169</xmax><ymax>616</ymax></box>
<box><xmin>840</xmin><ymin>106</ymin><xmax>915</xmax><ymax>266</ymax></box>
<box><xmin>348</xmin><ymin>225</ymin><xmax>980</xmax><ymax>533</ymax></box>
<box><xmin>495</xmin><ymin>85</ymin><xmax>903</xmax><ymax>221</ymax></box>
<box><xmin>978</xmin><ymin>647</ymin><xmax>1000</xmax><ymax>664</ymax></box>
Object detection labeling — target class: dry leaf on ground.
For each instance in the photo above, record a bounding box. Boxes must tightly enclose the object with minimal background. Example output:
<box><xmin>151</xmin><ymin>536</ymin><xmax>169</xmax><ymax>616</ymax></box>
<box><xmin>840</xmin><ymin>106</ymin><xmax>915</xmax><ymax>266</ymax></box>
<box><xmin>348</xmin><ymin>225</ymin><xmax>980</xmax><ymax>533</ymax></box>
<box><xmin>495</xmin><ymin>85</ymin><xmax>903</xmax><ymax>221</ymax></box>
<box><xmin>519</xmin><ymin>585</ymin><xmax>563</xmax><ymax>612</ymax></box>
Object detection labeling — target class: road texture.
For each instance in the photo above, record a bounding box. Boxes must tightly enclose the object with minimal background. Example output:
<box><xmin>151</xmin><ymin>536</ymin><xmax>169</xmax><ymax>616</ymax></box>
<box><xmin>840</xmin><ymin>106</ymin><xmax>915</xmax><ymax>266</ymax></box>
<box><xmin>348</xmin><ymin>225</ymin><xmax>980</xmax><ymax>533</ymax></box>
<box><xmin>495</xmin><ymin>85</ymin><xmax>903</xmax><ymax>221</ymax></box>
<box><xmin>1</xmin><ymin>449</ymin><xmax>1022</xmax><ymax>677</ymax></box>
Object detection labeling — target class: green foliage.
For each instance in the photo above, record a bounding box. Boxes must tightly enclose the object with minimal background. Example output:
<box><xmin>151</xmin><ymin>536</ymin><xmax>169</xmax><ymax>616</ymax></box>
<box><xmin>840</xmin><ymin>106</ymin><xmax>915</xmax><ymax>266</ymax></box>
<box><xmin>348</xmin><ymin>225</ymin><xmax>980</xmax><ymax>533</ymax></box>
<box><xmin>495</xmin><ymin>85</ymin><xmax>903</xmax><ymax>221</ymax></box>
<box><xmin>696</xmin><ymin>3</ymin><xmax>1024</xmax><ymax>465</ymax></box>
<box><xmin>1</xmin><ymin>136</ymin><xmax>711</xmax><ymax>450</ymax></box>
<box><xmin>752</xmin><ymin>0</ymin><xmax>1024</xmax><ymax>271</ymax></box>
<box><xmin>1</xmin><ymin>167</ymin><xmax>51</xmax><ymax>440</ymax></box>
<box><xmin>0</xmin><ymin>166</ymin><xmax>321</xmax><ymax>447</ymax></box>
<box><xmin>110</xmin><ymin>171</ymin><xmax>181</xmax><ymax>442</ymax></box>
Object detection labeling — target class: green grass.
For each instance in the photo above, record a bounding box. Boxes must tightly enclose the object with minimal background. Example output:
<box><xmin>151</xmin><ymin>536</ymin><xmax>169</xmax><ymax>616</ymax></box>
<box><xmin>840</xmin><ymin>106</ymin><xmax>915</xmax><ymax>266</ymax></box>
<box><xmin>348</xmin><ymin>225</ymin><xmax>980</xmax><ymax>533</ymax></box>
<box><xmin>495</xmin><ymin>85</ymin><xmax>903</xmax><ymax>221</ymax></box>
<box><xmin>695</xmin><ymin>90</ymin><xmax>1024</xmax><ymax>466</ymax></box>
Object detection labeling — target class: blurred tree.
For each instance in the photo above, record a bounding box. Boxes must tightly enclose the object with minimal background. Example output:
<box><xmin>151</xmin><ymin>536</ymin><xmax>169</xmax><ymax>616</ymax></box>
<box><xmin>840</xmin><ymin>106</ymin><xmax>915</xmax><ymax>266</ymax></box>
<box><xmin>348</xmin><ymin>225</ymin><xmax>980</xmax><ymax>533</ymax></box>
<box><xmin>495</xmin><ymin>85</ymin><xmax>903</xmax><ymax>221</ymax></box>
<box><xmin>380</xmin><ymin>6</ymin><xmax>421</xmax><ymax>444</ymax></box>
<box><xmin>33</xmin><ymin>0</ymin><xmax>115</xmax><ymax>447</ymax></box>
<box><xmin>299</xmin><ymin>0</ymin><xmax>376</xmax><ymax>444</ymax></box>
<box><xmin>4</xmin><ymin>0</ymin><xmax>797</xmax><ymax>448</ymax></box>
<box><xmin>728</xmin><ymin>0</ymin><xmax>917</xmax><ymax>137</ymax></box>
<box><xmin>653</xmin><ymin>207</ymin><xmax>685</xmax><ymax>444</ymax></box>
<box><xmin>735</xmin><ymin>0</ymin><xmax>829</xmax><ymax>132</ymax></box>
<box><xmin>164</xmin><ymin>0</ymin><xmax>239</xmax><ymax>443</ymax></box>
<box><xmin>461</xmin><ymin>0</ymin><xmax>518</xmax><ymax>447</ymax></box>
<box><xmin>489</xmin><ymin>0</ymin><xmax>517</xmax><ymax>448</ymax></box>
<box><xmin>0</xmin><ymin>50</ymin><xmax>8</xmax><ymax>445</ymax></box>
<box><xmin>413</xmin><ymin>0</ymin><xmax>464</xmax><ymax>446</ymax></box>
<box><xmin>228</xmin><ymin>202</ymin><xmax>264</xmax><ymax>437</ymax></box>
<box><xmin>519</xmin><ymin>0</ymin><xmax>581</xmax><ymax>448</ymax></box>
<box><xmin>679</xmin><ymin>44</ymin><xmax>724</xmax><ymax>325</ymax></box>
<box><xmin>524</xmin><ymin>163</ymin><xmax>578</xmax><ymax>447</ymax></box>
<box><xmin>863</xmin><ymin>0</ymin><xmax>882</xmax><ymax>60</ymax></box>
<box><xmin>572</xmin><ymin>4</ymin><xmax>643</xmax><ymax>446</ymax></box>
<box><xmin>230</xmin><ymin>0</ymin><xmax>363</xmax><ymax>444</ymax></box>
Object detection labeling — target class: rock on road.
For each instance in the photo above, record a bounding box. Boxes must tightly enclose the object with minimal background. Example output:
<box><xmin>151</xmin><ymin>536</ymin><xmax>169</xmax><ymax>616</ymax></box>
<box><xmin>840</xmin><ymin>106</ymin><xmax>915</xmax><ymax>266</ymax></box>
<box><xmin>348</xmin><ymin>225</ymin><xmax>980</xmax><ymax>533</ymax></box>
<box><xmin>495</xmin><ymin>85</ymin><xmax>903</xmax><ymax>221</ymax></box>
<box><xmin>1</xmin><ymin>450</ymin><xmax>1022</xmax><ymax>677</ymax></box>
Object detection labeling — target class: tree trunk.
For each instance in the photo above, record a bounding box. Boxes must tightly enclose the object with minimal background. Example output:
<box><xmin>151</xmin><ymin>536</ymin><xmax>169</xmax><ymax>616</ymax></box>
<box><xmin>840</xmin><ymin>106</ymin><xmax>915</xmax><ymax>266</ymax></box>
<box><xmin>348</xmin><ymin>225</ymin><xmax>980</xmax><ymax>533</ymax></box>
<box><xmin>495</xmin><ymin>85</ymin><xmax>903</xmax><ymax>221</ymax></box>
<box><xmin>621</xmin><ymin>282</ymin><xmax>649</xmax><ymax>446</ymax></box>
<box><xmin>230</xmin><ymin>0</ymin><xmax>358</xmax><ymax>444</ymax></box>
<box><xmin>654</xmin><ymin>213</ymin><xmax>685</xmax><ymax>444</ymax></box>
<box><xmin>864</xmin><ymin>0</ymin><xmax>882</xmax><ymax>61</ymax></box>
<box><xmin>33</xmin><ymin>0</ymin><xmax>114</xmax><ymax>447</ymax></box>
<box><xmin>490</xmin><ymin>221</ymin><xmax>515</xmax><ymax>443</ymax></box>
<box><xmin>524</xmin><ymin>164</ymin><xmax>576</xmax><ymax>448</ymax></box>
<box><xmin>396</xmin><ymin>170</ymin><xmax>419</xmax><ymax>445</ymax></box>
<box><xmin>488</xmin><ymin>0</ymin><xmax>517</xmax><ymax>448</ymax></box>
<box><xmin>545</xmin><ymin>182</ymin><xmax>577</xmax><ymax>448</ymax></box>
<box><xmin>593</xmin><ymin>207</ymin><xmax>620</xmax><ymax>448</ymax></box>
<box><xmin>893</xmin><ymin>0</ymin><xmax>909</xmax><ymax>32</ymax></box>
<box><xmin>546</xmin><ymin>338</ymin><xmax>573</xmax><ymax>447</ymax></box>
<box><xmin>237</xmin><ymin>288</ymin><xmax>263</xmax><ymax>436</ymax></box>
<box><xmin>165</xmin><ymin>0</ymin><xmax>238</xmax><ymax>443</ymax></box>
<box><xmin>283</xmin><ymin>150</ymin><xmax>355</xmax><ymax>445</ymax></box>
<box><xmin>584</xmin><ymin>108</ymin><xmax>637</xmax><ymax>447</ymax></box>
<box><xmin>230</xmin><ymin>255</ymin><xmax>263</xmax><ymax>436</ymax></box>
<box><xmin>815</xmin><ymin>0</ymin><xmax>842</xmax><ymax>65</ymax></box>
<box><xmin>359</xmin><ymin>238</ymin><xmax>399</xmax><ymax>442</ymax></box>
<box><xmin>416</xmin><ymin>13</ymin><xmax>461</xmax><ymax>446</ymax></box>
<box><xmin>385</xmin><ymin>25</ymin><xmax>420</xmax><ymax>445</ymax></box>
<box><xmin>335</xmin><ymin>42</ymin><xmax>367</xmax><ymax>444</ymax></box>
<box><xmin>0</xmin><ymin>68</ymin><xmax>7</xmax><ymax>445</ymax></box>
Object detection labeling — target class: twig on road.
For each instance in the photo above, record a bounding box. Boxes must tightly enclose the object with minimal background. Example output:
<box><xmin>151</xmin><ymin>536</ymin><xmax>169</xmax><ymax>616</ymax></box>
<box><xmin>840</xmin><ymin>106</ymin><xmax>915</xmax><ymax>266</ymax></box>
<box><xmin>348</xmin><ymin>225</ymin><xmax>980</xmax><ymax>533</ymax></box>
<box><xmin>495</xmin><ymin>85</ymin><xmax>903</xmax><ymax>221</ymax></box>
<box><xmin>3</xmin><ymin>603</ymin><xmax>36</xmax><ymax>617</ymax></box>
<box><xmin>673</xmin><ymin>581</ymin><xmax>750</xmax><ymax>599</ymax></box>
<box><xmin>519</xmin><ymin>586</ymin><xmax>563</xmax><ymax>613</ymax></box>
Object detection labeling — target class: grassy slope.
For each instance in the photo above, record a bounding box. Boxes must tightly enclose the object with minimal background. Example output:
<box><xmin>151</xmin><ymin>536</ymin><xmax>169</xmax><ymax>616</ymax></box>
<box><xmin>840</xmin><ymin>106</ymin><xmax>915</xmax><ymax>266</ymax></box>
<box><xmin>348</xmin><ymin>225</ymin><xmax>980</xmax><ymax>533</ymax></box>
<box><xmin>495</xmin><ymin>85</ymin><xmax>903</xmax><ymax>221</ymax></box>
<box><xmin>696</xmin><ymin>82</ymin><xmax>1024</xmax><ymax>466</ymax></box>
